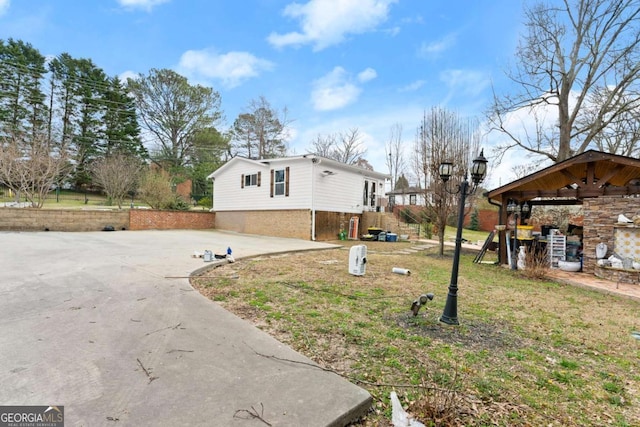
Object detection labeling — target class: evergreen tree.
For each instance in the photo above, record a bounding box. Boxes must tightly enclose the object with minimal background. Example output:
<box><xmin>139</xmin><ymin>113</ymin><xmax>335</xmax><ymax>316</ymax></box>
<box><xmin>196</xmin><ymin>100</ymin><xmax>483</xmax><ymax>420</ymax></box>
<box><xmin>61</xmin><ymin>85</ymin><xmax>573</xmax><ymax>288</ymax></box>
<box><xmin>71</xmin><ymin>59</ymin><xmax>107</xmax><ymax>188</ymax></box>
<box><xmin>189</xmin><ymin>127</ymin><xmax>230</xmax><ymax>198</ymax></box>
<box><xmin>394</xmin><ymin>174</ymin><xmax>409</xmax><ymax>191</ymax></box>
<box><xmin>469</xmin><ymin>208</ymin><xmax>480</xmax><ymax>231</ymax></box>
<box><xmin>0</xmin><ymin>39</ymin><xmax>48</xmax><ymax>140</ymax></box>
<box><xmin>101</xmin><ymin>77</ymin><xmax>146</xmax><ymax>158</ymax></box>
<box><xmin>48</xmin><ymin>53</ymin><xmax>82</xmax><ymax>146</ymax></box>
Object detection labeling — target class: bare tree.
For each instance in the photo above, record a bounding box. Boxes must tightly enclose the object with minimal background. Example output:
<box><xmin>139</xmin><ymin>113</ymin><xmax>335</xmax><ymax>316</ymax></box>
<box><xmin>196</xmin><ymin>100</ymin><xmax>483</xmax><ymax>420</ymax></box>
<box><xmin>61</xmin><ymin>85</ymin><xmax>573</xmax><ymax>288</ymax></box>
<box><xmin>580</xmin><ymin>92</ymin><xmax>640</xmax><ymax>157</ymax></box>
<box><xmin>385</xmin><ymin>123</ymin><xmax>406</xmax><ymax>190</ymax></box>
<box><xmin>0</xmin><ymin>134</ymin><xmax>69</xmax><ymax>208</ymax></box>
<box><xmin>413</xmin><ymin>107</ymin><xmax>480</xmax><ymax>255</ymax></box>
<box><xmin>91</xmin><ymin>153</ymin><xmax>144</xmax><ymax>209</ymax></box>
<box><xmin>307</xmin><ymin>128</ymin><xmax>368</xmax><ymax>166</ymax></box>
<box><xmin>488</xmin><ymin>0</ymin><xmax>640</xmax><ymax>163</ymax></box>
<box><xmin>231</xmin><ymin>96</ymin><xmax>291</xmax><ymax>159</ymax></box>
<box><xmin>308</xmin><ymin>133</ymin><xmax>337</xmax><ymax>158</ymax></box>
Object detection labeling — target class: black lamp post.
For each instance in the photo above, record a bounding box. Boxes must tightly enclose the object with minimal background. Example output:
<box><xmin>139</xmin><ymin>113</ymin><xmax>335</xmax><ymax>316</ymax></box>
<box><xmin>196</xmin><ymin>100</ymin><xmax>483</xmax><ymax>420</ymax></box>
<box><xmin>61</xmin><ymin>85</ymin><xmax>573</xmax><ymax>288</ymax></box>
<box><xmin>438</xmin><ymin>150</ymin><xmax>488</xmax><ymax>325</ymax></box>
<box><xmin>506</xmin><ymin>200</ymin><xmax>530</xmax><ymax>270</ymax></box>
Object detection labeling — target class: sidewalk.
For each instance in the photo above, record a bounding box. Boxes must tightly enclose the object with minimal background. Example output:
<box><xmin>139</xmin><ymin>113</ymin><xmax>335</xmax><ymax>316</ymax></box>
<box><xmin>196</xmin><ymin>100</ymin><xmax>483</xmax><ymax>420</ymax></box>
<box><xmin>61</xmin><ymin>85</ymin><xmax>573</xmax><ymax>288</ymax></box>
<box><xmin>545</xmin><ymin>269</ymin><xmax>640</xmax><ymax>303</ymax></box>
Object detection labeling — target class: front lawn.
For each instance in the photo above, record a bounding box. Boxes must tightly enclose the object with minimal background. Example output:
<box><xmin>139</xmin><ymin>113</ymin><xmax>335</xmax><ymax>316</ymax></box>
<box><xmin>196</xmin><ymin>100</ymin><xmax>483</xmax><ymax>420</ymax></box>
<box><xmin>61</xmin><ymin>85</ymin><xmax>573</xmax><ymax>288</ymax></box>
<box><xmin>192</xmin><ymin>240</ymin><xmax>639</xmax><ymax>426</ymax></box>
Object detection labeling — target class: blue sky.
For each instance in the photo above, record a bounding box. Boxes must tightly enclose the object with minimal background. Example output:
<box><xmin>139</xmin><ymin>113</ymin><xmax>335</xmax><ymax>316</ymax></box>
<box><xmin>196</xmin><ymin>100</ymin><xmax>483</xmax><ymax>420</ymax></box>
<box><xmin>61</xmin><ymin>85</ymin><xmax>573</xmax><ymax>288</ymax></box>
<box><xmin>0</xmin><ymin>0</ymin><xmax>527</xmax><ymax>189</ymax></box>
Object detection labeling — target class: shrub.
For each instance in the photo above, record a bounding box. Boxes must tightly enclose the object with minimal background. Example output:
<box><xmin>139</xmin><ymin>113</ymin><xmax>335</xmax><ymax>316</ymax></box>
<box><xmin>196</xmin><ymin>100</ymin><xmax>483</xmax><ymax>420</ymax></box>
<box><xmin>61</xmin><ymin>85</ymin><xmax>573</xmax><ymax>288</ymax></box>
<box><xmin>521</xmin><ymin>244</ymin><xmax>549</xmax><ymax>279</ymax></box>
<box><xmin>197</xmin><ymin>197</ymin><xmax>211</xmax><ymax>209</ymax></box>
<box><xmin>166</xmin><ymin>196</ymin><xmax>191</xmax><ymax>211</ymax></box>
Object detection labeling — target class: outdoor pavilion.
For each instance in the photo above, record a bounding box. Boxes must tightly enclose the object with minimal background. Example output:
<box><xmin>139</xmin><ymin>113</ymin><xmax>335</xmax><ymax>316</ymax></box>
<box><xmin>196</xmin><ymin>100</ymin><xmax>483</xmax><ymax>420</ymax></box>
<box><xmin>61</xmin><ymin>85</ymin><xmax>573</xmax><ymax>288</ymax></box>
<box><xmin>486</xmin><ymin>150</ymin><xmax>640</xmax><ymax>282</ymax></box>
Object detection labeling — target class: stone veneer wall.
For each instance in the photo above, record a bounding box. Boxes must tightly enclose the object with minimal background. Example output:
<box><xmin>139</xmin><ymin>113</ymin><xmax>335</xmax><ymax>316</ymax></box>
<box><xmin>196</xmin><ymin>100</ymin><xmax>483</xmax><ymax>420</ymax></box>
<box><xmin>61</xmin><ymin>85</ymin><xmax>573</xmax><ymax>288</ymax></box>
<box><xmin>582</xmin><ymin>196</ymin><xmax>640</xmax><ymax>275</ymax></box>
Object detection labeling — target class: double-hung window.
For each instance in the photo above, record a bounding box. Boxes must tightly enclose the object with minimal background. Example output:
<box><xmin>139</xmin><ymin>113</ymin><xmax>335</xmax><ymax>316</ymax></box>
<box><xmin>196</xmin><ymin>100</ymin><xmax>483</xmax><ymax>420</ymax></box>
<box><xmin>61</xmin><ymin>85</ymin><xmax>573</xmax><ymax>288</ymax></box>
<box><xmin>274</xmin><ymin>169</ymin><xmax>285</xmax><ymax>195</ymax></box>
<box><xmin>270</xmin><ymin>167</ymin><xmax>290</xmax><ymax>197</ymax></box>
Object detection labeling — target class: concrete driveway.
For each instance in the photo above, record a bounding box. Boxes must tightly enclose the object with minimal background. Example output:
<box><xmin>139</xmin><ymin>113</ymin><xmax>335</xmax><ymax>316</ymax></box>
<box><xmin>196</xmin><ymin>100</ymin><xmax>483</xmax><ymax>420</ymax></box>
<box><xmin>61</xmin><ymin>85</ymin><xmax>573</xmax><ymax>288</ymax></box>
<box><xmin>0</xmin><ymin>230</ymin><xmax>371</xmax><ymax>426</ymax></box>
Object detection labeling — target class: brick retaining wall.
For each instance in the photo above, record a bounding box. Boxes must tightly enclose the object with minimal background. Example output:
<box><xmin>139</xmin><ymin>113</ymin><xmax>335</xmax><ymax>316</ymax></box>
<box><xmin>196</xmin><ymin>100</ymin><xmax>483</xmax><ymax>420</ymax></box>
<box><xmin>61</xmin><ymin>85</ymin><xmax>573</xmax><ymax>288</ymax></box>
<box><xmin>0</xmin><ymin>208</ymin><xmax>129</xmax><ymax>231</ymax></box>
<box><xmin>129</xmin><ymin>209</ymin><xmax>214</xmax><ymax>230</ymax></box>
<box><xmin>0</xmin><ymin>208</ymin><xmax>215</xmax><ymax>231</ymax></box>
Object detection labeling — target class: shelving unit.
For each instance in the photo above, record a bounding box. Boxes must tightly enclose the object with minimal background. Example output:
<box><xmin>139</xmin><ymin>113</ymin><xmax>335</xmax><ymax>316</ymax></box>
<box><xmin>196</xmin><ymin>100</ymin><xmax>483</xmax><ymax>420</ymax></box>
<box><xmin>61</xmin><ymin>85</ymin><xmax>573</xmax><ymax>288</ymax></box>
<box><xmin>548</xmin><ymin>233</ymin><xmax>566</xmax><ymax>269</ymax></box>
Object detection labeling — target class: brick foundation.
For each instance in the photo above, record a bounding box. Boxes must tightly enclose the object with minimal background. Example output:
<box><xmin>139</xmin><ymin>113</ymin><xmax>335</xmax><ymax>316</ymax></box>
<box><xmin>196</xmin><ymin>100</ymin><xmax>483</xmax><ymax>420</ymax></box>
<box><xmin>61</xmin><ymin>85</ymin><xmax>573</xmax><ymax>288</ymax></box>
<box><xmin>215</xmin><ymin>210</ymin><xmax>311</xmax><ymax>240</ymax></box>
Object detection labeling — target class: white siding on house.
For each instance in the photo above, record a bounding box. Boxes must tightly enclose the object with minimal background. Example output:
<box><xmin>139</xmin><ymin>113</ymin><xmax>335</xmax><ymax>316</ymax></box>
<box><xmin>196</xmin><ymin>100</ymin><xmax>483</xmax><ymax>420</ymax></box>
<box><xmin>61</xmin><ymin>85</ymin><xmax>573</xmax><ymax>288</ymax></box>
<box><xmin>210</xmin><ymin>156</ymin><xmax>389</xmax><ymax>213</ymax></box>
<box><xmin>390</xmin><ymin>192</ymin><xmax>427</xmax><ymax>206</ymax></box>
<box><xmin>212</xmin><ymin>158</ymin><xmax>313</xmax><ymax>211</ymax></box>
<box><xmin>313</xmin><ymin>170</ymin><xmax>385</xmax><ymax>213</ymax></box>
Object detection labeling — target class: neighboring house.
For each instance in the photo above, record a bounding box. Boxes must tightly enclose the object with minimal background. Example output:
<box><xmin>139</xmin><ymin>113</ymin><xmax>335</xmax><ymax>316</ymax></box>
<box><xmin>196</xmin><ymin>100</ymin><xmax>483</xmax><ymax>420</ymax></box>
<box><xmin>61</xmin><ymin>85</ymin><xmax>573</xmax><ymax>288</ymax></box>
<box><xmin>386</xmin><ymin>186</ymin><xmax>428</xmax><ymax>207</ymax></box>
<box><xmin>207</xmin><ymin>155</ymin><xmax>390</xmax><ymax>240</ymax></box>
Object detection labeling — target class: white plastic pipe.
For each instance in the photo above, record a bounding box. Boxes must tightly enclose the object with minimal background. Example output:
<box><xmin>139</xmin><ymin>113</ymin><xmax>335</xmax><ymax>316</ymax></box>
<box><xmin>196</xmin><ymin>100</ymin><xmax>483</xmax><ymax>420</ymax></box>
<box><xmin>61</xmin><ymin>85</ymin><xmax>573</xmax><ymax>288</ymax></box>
<box><xmin>392</xmin><ymin>267</ymin><xmax>411</xmax><ymax>275</ymax></box>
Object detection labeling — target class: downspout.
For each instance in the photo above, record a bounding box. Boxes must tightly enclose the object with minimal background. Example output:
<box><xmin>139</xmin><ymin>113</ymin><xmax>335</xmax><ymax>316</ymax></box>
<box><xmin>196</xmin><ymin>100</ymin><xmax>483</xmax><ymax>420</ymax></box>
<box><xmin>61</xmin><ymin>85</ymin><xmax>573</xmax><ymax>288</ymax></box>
<box><xmin>210</xmin><ymin>177</ymin><xmax>215</xmax><ymax>212</ymax></box>
<box><xmin>486</xmin><ymin>192</ymin><xmax>503</xmax><ymax>264</ymax></box>
<box><xmin>311</xmin><ymin>157</ymin><xmax>319</xmax><ymax>240</ymax></box>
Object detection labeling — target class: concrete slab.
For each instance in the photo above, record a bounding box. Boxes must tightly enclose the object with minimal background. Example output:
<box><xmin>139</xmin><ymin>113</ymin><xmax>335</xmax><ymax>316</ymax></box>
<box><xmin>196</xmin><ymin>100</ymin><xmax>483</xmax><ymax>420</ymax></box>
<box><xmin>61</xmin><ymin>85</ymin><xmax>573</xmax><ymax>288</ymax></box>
<box><xmin>0</xmin><ymin>230</ymin><xmax>371</xmax><ymax>426</ymax></box>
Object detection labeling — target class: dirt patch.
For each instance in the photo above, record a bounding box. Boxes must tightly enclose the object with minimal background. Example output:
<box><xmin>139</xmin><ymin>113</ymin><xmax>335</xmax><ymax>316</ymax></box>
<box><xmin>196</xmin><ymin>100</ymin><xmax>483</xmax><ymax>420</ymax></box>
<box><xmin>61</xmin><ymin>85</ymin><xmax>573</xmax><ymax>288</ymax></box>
<box><xmin>395</xmin><ymin>314</ymin><xmax>523</xmax><ymax>351</ymax></box>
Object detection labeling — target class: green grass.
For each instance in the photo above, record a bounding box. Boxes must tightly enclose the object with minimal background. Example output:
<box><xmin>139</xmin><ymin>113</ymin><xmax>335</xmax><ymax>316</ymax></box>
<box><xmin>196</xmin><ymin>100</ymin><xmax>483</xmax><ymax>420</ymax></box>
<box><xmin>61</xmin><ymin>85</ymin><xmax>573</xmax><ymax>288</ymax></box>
<box><xmin>192</xmin><ymin>242</ymin><xmax>640</xmax><ymax>426</ymax></box>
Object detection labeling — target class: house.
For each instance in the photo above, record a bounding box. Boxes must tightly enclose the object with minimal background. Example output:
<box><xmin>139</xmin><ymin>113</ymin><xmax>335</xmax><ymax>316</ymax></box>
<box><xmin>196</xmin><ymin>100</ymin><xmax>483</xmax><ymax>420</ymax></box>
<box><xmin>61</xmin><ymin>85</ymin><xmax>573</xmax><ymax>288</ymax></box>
<box><xmin>386</xmin><ymin>186</ymin><xmax>427</xmax><ymax>207</ymax></box>
<box><xmin>207</xmin><ymin>155</ymin><xmax>390</xmax><ymax>240</ymax></box>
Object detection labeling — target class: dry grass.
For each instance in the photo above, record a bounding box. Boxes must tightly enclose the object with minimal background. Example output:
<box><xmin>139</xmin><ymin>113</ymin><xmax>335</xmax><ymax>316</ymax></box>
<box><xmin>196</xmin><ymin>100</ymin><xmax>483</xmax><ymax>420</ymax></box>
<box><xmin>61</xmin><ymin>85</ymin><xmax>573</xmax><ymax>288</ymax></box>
<box><xmin>191</xmin><ymin>240</ymin><xmax>640</xmax><ymax>426</ymax></box>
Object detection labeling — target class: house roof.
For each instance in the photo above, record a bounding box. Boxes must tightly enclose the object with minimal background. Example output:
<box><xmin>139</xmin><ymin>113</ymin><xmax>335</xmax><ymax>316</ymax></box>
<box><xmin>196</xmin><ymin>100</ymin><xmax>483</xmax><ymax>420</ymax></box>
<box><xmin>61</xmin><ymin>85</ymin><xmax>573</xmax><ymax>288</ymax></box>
<box><xmin>487</xmin><ymin>149</ymin><xmax>640</xmax><ymax>204</ymax></box>
<box><xmin>386</xmin><ymin>186</ymin><xmax>423</xmax><ymax>195</ymax></box>
<box><xmin>207</xmin><ymin>155</ymin><xmax>391</xmax><ymax>181</ymax></box>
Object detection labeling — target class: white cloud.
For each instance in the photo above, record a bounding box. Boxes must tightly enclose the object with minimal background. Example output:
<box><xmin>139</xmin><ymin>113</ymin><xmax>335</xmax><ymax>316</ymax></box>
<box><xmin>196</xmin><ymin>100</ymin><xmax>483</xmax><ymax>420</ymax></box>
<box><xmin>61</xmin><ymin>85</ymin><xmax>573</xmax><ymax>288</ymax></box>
<box><xmin>439</xmin><ymin>69</ymin><xmax>491</xmax><ymax>101</ymax></box>
<box><xmin>0</xmin><ymin>0</ymin><xmax>9</xmax><ymax>16</ymax></box>
<box><xmin>117</xmin><ymin>0</ymin><xmax>170</xmax><ymax>12</ymax></box>
<box><xmin>357</xmin><ymin>68</ymin><xmax>377</xmax><ymax>83</ymax></box>
<box><xmin>482</xmin><ymin>95</ymin><xmax>568</xmax><ymax>189</ymax></box>
<box><xmin>419</xmin><ymin>33</ymin><xmax>457</xmax><ymax>58</ymax></box>
<box><xmin>311</xmin><ymin>67</ymin><xmax>361</xmax><ymax>111</ymax></box>
<box><xmin>268</xmin><ymin>0</ymin><xmax>398</xmax><ymax>51</ymax></box>
<box><xmin>118</xmin><ymin>70</ymin><xmax>139</xmax><ymax>83</ymax></box>
<box><xmin>290</xmin><ymin>103</ymin><xmax>425</xmax><ymax>177</ymax></box>
<box><xmin>177</xmin><ymin>49</ymin><xmax>275</xmax><ymax>89</ymax></box>
<box><xmin>310</xmin><ymin>66</ymin><xmax>377</xmax><ymax>111</ymax></box>
<box><xmin>399</xmin><ymin>80</ymin><xmax>425</xmax><ymax>92</ymax></box>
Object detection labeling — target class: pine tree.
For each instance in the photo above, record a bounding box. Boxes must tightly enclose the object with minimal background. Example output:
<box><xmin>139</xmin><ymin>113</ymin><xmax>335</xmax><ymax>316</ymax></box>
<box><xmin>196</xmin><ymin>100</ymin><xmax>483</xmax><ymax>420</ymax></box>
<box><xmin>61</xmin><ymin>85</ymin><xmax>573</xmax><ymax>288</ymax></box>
<box><xmin>101</xmin><ymin>77</ymin><xmax>146</xmax><ymax>158</ymax></box>
<box><xmin>0</xmin><ymin>39</ymin><xmax>48</xmax><ymax>140</ymax></box>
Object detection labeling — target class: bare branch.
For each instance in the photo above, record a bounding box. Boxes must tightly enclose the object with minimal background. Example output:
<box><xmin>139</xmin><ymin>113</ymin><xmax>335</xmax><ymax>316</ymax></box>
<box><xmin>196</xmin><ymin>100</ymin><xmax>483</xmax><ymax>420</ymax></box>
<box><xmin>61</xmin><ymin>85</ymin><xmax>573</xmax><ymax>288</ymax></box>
<box><xmin>0</xmin><ymin>133</ymin><xmax>70</xmax><ymax>208</ymax></box>
<box><xmin>489</xmin><ymin>0</ymin><xmax>640</xmax><ymax>163</ymax></box>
